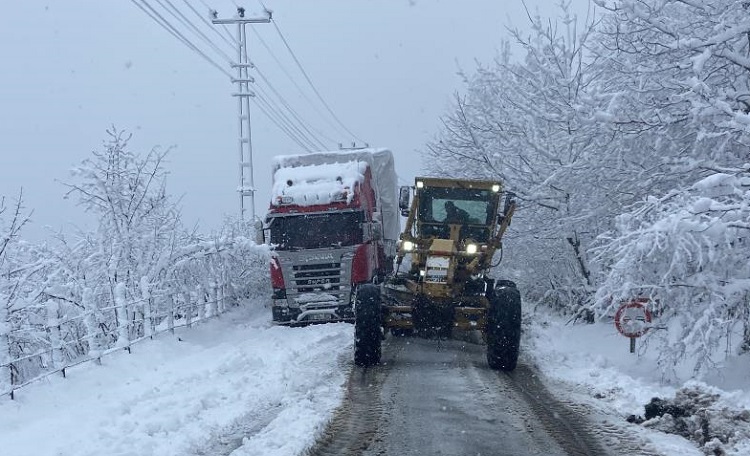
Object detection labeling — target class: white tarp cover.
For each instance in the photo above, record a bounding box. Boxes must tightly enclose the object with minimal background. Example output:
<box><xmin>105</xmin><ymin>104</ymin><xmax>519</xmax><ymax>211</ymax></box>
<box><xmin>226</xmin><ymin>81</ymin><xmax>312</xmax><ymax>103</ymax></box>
<box><xmin>271</xmin><ymin>148</ymin><xmax>400</xmax><ymax>242</ymax></box>
<box><xmin>272</xmin><ymin>161</ymin><xmax>368</xmax><ymax>206</ymax></box>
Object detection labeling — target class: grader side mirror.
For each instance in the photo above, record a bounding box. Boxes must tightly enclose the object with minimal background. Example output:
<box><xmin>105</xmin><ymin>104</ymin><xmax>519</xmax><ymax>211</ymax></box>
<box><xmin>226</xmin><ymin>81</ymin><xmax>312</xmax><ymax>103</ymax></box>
<box><xmin>502</xmin><ymin>192</ymin><xmax>517</xmax><ymax>222</ymax></box>
<box><xmin>398</xmin><ymin>186</ymin><xmax>411</xmax><ymax>216</ymax></box>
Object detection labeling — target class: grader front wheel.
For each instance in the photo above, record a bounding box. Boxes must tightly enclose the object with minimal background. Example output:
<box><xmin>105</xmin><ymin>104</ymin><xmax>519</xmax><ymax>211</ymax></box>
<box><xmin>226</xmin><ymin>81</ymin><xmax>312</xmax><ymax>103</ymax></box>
<box><xmin>354</xmin><ymin>284</ymin><xmax>382</xmax><ymax>367</ymax></box>
<box><xmin>486</xmin><ymin>283</ymin><xmax>522</xmax><ymax>371</ymax></box>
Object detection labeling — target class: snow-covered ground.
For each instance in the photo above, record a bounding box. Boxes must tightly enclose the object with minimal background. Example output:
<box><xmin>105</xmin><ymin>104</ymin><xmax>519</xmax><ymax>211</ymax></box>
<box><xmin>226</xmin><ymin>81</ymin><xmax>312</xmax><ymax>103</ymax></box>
<box><xmin>1</xmin><ymin>302</ymin><xmax>748</xmax><ymax>456</ymax></box>
<box><xmin>0</xmin><ymin>305</ymin><xmax>353</xmax><ymax>456</ymax></box>
<box><xmin>525</xmin><ymin>310</ymin><xmax>750</xmax><ymax>456</ymax></box>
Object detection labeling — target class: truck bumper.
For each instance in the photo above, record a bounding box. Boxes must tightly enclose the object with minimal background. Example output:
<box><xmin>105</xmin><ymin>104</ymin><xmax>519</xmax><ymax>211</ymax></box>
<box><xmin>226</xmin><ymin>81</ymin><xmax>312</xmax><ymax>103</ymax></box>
<box><xmin>271</xmin><ymin>298</ymin><xmax>354</xmax><ymax>325</ymax></box>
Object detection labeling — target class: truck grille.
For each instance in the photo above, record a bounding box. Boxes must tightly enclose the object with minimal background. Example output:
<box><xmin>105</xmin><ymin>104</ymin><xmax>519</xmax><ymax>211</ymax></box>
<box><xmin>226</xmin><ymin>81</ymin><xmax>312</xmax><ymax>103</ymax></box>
<box><xmin>275</xmin><ymin>249</ymin><xmax>354</xmax><ymax>306</ymax></box>
<box><xmin>293</xmin><ymin>263</ymin><xmax>342</xmax><ymax>292</ymax></box>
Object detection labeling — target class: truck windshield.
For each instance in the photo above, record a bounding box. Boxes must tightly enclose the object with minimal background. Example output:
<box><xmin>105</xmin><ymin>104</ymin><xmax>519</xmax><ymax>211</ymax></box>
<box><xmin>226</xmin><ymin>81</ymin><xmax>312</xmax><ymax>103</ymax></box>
<box><xmin>269</xmin><ymin>211</ymin><xmax>364</xmax><ymax>250</ymax></box>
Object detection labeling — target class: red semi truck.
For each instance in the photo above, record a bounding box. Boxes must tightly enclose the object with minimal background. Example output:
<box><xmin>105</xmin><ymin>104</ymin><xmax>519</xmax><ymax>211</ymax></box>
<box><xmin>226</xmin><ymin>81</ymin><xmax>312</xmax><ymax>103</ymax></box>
<box><xmin>263</xmin><ymin>149</ymin><xmax>400</xmax><ymax>325</ymax></box>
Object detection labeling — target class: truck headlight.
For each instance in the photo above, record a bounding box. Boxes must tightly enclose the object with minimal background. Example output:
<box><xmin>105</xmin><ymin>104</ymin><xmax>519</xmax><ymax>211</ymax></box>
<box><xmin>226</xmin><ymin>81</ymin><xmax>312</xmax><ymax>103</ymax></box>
<box><xmin>491</xmin><ymin>184</ymin><xmax>500</xmax><ymax>192</ymax></box>
<box><xmin>402</xmin><ymin>240</ymin><xmax>415</xmax><ymax>251</ymax></box>
<box><xmin>465</xmin><ymin>243</ymin><xmax>478</xmax><ymax>254</ymax></box>
<box><xmin>416</xmin><ymin>181</ymin><xmax>424</xmax><ymax>188</ymax></box>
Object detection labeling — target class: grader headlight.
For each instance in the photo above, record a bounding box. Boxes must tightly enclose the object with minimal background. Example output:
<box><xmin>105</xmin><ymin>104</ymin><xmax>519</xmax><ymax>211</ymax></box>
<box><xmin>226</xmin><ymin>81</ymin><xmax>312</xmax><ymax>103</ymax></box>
<box><xmin>402</xmin><ymin>240</ymin><xmax>415</xmax><ymax>252</ymax></box>
<box><xmin>465</xmin><ymin>243</ymin><xmax>478</xmax><ymax>254</ymax></box>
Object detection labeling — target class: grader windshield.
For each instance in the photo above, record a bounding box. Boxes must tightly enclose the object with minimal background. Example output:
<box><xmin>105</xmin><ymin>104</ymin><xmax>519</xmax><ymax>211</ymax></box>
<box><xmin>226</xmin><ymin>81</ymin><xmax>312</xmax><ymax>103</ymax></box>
<box><xmin>416</xmin><ymin>186</ymin><xmax>499</xmax><ymax>242</ymax></box>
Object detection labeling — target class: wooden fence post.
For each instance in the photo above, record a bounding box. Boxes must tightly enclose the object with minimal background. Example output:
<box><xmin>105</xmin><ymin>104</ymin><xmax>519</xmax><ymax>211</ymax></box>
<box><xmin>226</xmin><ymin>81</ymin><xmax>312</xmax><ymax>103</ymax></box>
<box><xmin>182</xmin><ymin>292</ymin><xmax>192</xmax><ymax>329</ymax></box>
<box><xmin>140</xmin><ymin>276</ymin><xmax>154</xmax><ymax>339</ymax></box>
<box><xmin>46</xmin><ymin>300</ymin><xmax>63</xmax><ymax>372</ymax></box>
<box><xmin>82</xmin><ymin>287</ymin><xmax>103</xmax><ymax>364</ymax></box>
<box><xmin>114</xmin><ymin>282</ymin><xmax>130</xmax><ymax>351</ymax></box>
<box><xmin>167</xmin><ymin>292</ymin><xmax>175</xmax><ymax>334</ymax></box>
<box><xmin>0</xmin><ymin>302</ymin><xmax>12</xmax><ymax>394</ymax></box>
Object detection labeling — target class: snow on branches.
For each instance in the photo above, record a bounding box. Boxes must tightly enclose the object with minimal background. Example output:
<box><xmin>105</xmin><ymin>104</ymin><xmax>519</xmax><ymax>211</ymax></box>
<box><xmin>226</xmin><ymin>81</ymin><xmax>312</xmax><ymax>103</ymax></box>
<box><xmin>592</xmin><ymin>168</ymin><xmax>750</xmax><ymax>378</ymax></box>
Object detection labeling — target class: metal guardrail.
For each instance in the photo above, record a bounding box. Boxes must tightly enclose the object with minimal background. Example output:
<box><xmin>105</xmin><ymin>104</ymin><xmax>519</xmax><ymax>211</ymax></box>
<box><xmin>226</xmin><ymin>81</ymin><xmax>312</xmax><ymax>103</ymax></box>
<box><xmin>0</xmin><ymin>284</ymin><xmax>236</xmax><ymax>400</ymax></box>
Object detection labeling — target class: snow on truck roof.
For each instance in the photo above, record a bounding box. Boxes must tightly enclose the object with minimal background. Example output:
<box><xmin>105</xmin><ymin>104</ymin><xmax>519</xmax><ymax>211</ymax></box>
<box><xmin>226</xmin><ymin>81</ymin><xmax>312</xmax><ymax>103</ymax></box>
<box><xmin>270</xmin><ymin>148</ymin><xmax>400</xmax><ymax>242</ymax></box>
<box><xmin>271</xmin><ymin>160</ymin><xmax>368</xmax><ymax>206</ymax></box>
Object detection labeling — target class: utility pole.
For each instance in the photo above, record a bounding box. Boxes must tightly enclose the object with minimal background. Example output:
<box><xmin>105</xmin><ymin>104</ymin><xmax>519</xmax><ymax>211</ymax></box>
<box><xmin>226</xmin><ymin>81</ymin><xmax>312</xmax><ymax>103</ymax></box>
<box><xmin>212</xmin><ymin>7</ymin><xmax>271</xmax><ymax>222</ymax></box>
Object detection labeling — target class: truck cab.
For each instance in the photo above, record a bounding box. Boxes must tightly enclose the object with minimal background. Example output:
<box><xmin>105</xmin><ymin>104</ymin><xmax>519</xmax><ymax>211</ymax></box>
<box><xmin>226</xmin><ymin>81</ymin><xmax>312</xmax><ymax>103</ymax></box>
<box><xmin>264</xmin><ymin>149</ymin><xmax>399</xmax><ymax>325</ymax></box>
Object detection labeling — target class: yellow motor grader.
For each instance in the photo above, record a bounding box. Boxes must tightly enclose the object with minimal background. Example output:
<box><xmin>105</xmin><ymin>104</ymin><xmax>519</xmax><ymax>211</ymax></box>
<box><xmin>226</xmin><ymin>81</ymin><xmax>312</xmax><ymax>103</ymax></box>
<box><xmin>353</xmin><ymin>177</ymin><xmax>521</xmax><ymax>371</ymax></box>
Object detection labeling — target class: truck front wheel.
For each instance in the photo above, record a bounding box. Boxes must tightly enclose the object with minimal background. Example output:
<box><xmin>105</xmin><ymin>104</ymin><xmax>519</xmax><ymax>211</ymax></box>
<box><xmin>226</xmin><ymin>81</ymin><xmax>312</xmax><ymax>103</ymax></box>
<box><xmin>354</xmin><ymin>284</ymin><xmax>382</xmax><ymax>366</ymax></box>
<box><xmin>486</xmin><ymin>282</ymin><xmax>522</xmax><ymax>371</ymax></box>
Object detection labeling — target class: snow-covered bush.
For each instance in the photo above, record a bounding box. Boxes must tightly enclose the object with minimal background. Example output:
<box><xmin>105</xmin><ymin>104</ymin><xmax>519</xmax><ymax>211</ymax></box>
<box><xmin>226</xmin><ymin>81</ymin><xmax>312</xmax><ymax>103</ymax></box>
<box><xmin>592</xmin><ymin>168</ymin><xmax>750</xmax><ymax>377</ymax></box>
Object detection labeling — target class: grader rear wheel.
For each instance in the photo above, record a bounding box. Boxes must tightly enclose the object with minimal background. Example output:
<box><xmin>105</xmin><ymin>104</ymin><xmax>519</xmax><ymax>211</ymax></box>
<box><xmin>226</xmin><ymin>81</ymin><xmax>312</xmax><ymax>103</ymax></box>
<box><xmin>354</xmin><ymin>284</ymin><xmax>382</xmax><ymax>367</ymax></box>
<box><xmin>486</xmin><ymin>282</ymin><xmax>522</xmax><ymax>371</ymax></box>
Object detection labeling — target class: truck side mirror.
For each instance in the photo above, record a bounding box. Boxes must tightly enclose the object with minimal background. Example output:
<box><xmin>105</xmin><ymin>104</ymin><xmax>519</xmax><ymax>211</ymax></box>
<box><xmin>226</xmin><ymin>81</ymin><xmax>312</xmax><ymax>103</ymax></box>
<box><xmin>254</xmin><ymin>218</ymin><xmax>265</xmax><ymax>245</ymax></box>
<box><xmin>361</xmin><ymin>221</ymin><xmax>382</xmax><ymax>243</ymax></box>
<box><xmin>399</xmin><ymin>186</ymin><xmax>411</xmax><ymax>216</ymax></box>
<box><xmin>372</xmin><ymin>221</ymin><xmax>382</xmax><ymax>240</ymax></box>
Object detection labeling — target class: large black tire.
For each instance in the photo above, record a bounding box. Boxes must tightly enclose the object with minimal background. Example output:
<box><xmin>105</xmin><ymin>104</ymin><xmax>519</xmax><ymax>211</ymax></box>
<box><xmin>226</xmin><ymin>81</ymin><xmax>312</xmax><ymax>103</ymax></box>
<box><xmin>354</xmin><ymin>284</ymin><xmax>382</xmax><ymax>366</ymax></box>
<box><xmin>486</xmin><ymin>283</ymin><xmax>522</xmax><ymax>371</ymax></box>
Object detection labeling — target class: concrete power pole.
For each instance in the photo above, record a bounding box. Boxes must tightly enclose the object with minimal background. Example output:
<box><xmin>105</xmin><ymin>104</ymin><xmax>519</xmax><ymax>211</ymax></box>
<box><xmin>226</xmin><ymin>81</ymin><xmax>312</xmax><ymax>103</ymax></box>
<box><xmin>212</xmin><ymin>7</ymin><xmax>271</xmax><ymax>222</ymax></box>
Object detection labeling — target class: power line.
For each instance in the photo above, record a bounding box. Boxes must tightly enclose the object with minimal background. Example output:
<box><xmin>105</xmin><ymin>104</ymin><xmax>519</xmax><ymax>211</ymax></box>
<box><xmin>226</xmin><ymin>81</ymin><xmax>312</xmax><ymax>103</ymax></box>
<box><xmin>270</xmin><ymin>19</ymin><xmax>365</xmax><ymax>144</ymax></box>
<box><xmin>131</xmin><ymin>0</ymin><xmax>233</xmax><ymax>79</ymax></box>
<box><xmin>253</xmin><ymin>93</ymin><xmax>315</xmax><ymax>152</ymax></box>
<box><xmin>181</xmin><ymin>0</ymin><xmax>238</xmax><ymax>49</ymax></box>
<box><xmin>249</xmin><ymin>27</ymin><xmax>342</xmax><ymax>145</ymax></box>
<box><xmin>130</xmin><ymin>0</ymin><xmax>232</xmax><ymax>78</ymax></box>
<box><xmin>254</xmin><ymin>84</ymin><xmax>321</xmax><ymax>150</ymax></box>
<box><xmin>253</xmin><ymin>65</ymin><xmax>332</xmax><ymax>150</ymax></box>
<box><xmin>156</xmin><ymin>0</ymin><xmax>235</xmax><ymax>64</ymax></box>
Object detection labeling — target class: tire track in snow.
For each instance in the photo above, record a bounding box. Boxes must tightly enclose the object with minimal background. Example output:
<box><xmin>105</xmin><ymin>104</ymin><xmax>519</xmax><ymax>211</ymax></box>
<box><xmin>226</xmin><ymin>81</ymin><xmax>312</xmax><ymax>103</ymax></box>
<box><xmin>505</xmin><ymin>364</ymin><xmax>665</xmax><ymax>456</ymax></box>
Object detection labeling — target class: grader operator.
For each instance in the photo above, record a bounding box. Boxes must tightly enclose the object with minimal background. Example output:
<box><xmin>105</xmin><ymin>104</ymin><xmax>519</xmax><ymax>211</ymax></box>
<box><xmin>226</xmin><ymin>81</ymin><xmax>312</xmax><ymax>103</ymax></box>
<box><xmin>353</xmin><ymin>177</ymin><xmax>522</xmax><ymax>371</ymax></box>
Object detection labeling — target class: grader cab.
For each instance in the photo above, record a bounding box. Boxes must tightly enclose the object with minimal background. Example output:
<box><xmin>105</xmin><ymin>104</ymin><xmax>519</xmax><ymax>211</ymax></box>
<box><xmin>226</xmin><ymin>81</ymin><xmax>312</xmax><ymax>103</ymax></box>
<box><xmin>353</xmin><ymin>177</ymin><xmax>522</xmax><ymax>371</ymax></box>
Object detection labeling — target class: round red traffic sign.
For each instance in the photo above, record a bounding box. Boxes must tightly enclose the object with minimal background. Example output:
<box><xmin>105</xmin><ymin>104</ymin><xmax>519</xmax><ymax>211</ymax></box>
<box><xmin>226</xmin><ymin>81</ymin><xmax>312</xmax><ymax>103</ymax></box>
<box><xmin>615</xmin><ymin>299</ymin><xmax>652</xmax><ymax>338</ymax></box>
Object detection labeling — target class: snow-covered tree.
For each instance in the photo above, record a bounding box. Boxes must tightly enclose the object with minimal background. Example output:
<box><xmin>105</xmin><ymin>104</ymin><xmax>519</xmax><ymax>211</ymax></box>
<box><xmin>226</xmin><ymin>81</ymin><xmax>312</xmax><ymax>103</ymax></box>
<box><xmin>0</xmin><ymin>192</ymin><xmax>30</xmax><ymax>392</ymax></box>
<box><xmin>62</xmin><ymin>127</ymin><xmax>180</xmax><ymax>346</ymax></box>
<box><xmin>592</xmin><ymin>167</ymin><xmax>750</xmax><ymax>378</ymax></box>
<box><xmin>424</xmin><ymin>2</ymin><xmax>612</xmax><ymax>314</ymax></box>
<box><xmin>579</xmin><ymin>0</ymin><xmax>750</xmax><ymax>376</ymax></box>
<box><xmin>592</xmin><ymin>0</ymin><xmax>750</xmax><ymax>169</ymax></box>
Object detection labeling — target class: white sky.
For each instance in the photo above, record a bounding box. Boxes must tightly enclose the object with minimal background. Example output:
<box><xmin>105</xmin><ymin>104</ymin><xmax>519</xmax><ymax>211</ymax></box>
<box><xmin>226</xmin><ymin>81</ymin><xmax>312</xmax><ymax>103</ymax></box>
<box><xmin>0</xmin><ymin>0</ymin><xmax>590</xmax><ymax>240</ymax></box>
<box><xmin>2</xmin><ymin>301</ymin><xmax>747</xmax><ymax>455</ymax></box>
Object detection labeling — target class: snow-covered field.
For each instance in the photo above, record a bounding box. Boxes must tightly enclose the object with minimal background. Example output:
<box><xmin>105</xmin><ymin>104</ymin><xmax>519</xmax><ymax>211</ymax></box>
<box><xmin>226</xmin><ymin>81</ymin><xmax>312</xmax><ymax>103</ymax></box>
<box><xmin>1</xmin><ymin>302</ymin><xmax>748</xmax><ymax>456</ymax></box>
